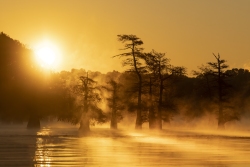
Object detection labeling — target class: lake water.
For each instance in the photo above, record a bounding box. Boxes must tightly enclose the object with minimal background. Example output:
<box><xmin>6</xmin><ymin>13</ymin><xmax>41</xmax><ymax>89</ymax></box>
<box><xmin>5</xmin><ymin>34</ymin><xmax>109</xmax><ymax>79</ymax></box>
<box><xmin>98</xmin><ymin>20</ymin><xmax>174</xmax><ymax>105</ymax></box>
<box><xmin>0</xmin><ymin>126</ymin><xmax>250</xmax><ymax>167</ymax></box>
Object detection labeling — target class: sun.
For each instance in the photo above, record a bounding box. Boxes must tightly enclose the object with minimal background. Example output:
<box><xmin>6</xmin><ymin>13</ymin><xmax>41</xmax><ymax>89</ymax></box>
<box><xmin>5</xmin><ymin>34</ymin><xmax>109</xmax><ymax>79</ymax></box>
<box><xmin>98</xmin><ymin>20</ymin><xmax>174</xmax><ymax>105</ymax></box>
<box><xmin>34</xmin><ymin>40</ymin><xmax>59</xmax><ymax>69</ymax></box>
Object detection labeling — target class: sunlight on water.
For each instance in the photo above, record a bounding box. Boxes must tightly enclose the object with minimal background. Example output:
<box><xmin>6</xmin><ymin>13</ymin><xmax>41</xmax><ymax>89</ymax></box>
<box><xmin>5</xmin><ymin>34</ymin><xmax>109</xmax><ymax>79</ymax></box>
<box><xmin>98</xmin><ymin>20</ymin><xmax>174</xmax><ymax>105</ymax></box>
<box><xmin>0</xmin><ymin>127</ymin><xmax>250</xmax><ymax>167</ymax></box>
<box><xmin>133</xmin><ymin>135</ymin><xmax>248</xmax><ymax>165</ymax></box>
<box><xmin>34</xmin><ymin>137</ymin><xmax>52</xmax><ymax>167</ymax></box>
<box><xmin>37</xmin><ymin>128</ymin><xmax>52</xmax><ymax>136</ymax></box>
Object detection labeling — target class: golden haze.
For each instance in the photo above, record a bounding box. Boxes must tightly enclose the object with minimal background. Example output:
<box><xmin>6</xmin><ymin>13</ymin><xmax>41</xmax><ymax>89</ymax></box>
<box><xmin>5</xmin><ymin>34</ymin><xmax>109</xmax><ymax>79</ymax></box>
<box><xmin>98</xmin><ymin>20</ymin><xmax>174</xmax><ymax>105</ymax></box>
<box><xmin>1</xmin><ymin>1</ymin><xmax>250</xmax><ymax>73</ymax></box>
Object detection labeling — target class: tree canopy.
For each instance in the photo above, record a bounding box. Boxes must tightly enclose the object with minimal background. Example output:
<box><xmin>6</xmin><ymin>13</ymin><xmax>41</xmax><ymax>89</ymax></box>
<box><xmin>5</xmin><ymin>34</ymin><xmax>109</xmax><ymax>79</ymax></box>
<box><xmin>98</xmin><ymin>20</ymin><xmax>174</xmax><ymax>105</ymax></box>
<box><xmin>1</xmin><ymin>33</ymin><xmax>250</xmax><ymax>131</ymax></box>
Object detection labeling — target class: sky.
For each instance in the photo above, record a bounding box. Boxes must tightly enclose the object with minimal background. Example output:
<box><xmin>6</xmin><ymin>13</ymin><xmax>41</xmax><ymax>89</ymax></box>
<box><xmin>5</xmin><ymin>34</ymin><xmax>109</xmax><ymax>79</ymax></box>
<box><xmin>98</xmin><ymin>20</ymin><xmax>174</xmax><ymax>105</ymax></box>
<box><xmin>1</xmin><ymin>0</ymin><xmax>250</xmax><ymax>75</ymax></box>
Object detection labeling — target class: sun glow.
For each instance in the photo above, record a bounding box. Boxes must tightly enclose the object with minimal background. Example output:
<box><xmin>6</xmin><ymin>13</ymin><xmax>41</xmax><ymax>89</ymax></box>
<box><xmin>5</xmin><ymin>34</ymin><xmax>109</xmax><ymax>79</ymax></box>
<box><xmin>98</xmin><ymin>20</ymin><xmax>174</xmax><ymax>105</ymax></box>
<box><xmin>34</xmin><ymin>40</ymin><xmax>60</xmax><ymax>69</ymax></box>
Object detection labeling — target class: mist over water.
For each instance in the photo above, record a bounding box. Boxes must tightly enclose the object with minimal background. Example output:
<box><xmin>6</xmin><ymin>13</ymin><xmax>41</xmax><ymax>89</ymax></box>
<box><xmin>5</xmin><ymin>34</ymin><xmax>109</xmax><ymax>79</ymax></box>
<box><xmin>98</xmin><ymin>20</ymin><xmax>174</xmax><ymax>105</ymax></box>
<box><xmin>2</xmin><ymin>28</ymin><xmax>250</xmax><ymax>167</ymax></box>
<box><xmin>0</xmin><ymin>124</ymin><xmax>250</xmax><ymax>167</ymax></box>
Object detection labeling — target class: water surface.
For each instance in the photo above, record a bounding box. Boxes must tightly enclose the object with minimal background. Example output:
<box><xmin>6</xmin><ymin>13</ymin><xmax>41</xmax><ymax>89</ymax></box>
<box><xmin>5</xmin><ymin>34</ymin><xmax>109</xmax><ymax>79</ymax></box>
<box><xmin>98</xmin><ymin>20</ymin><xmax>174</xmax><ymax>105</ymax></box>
<box><xmin>0</xmin><ymin>127</ymin><xmax>250</xmax><ymax>167</ymax></box>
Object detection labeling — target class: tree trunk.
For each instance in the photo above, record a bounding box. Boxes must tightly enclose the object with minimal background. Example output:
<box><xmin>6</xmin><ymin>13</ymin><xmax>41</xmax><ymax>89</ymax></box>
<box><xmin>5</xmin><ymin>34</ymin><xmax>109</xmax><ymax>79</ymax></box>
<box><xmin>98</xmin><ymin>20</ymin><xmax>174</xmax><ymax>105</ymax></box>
<box><xmin>156</xmin><ymin>105</ymin><xmax>162</xmax><ymax>129</ymax></box>
<box><xmin>131</xmin><ymin>43</ymin><xmax>142</xmax><ymax>130</ymax></box>
<box><xmin>216</xmin><ymin>54</ymin><xmax>225</xmax><ymax>130</ymax></box>
<box><xmin>135</xmin><ymin>76</ymin><xmax>142</xmax><ymax>129</ymax></box>
<box><xmin>135</xmin><ymin>110</ymin><xmax>142</xmax><ymax>129</ymax></box>
<box><xmin>79</xmin><ymin>112</ymin><xmax>90</xmax><ymax>135</ymax></box>
<box><xmin>217</xmin><ymin>104</ymin><xmax>225</xmax><ymax>130</ymax></box>
<box><xmin>110</xmin><ymin>87</ymin><xmax>118</xmax><ymax>129</ymax></box>
<box><xmin>110</xmin><ymin>110</ymin><xmax>117</xmax><ymax>129</ymax></box>
<box><xmin>218</xmin><ymin>120</ymin><xmax>225</xmax><ymax>130</ymax></box>
<box><xmin>148</xmin><ymin>77</ymin><xmax>157</xmax><ymax>129</ymax></box>
<box><xmin>149</xmin><ymin>107</ymin><xmax>157</xmax><ymax>129</ymax></box>
<box><xmin>79</xmin><ymin>74</ymin><xmax>90</xmax><ymax>135</ymax></box>
<box><xmin>27</xmin><ymin>113</ymin><xmax>40</xmax><ymax>129</ymax></box>
<box><xmin>156</xmin><ymin>80</ymin><xmax>164</xmax><ymax>130</ymax></box>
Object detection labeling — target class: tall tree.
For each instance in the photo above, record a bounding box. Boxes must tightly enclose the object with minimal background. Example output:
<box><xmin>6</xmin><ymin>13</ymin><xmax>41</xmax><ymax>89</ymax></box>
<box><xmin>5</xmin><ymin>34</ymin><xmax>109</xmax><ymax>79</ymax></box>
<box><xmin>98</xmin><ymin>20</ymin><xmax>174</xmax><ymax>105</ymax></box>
<box><xmin>208</xmin><ymin>53</ymin><xmax>236</xmax><ymax>129</ymax></box>
<box><xmin>142</xmin><ymin>52</ymin><xmax>159</xmax><ymax>129</ymax></box>
<box><xmin>74</xmin><ymin>73</ymin><xmax>106</xmax><ymax>134</ymax></box>
<box><xmin>143</xmin><ymin>50</ymin><xmax>186</xmax><ymax>129</ymax></box>
<box><xmin>147</xmin><ymin>76</ymin><xmax>157</xmax><ymax>129</ymax></box>
<box><xmin>114</xmin><ymin>34</ymin><xmax>144</xmax><ymax>129</ymax></box>
<box><xmin>103</xmin><ymin>79</ymin><xmax>124</xmax><ymax>129</ymax></box>
<box><xmin>195</xmin><ymin>53</ymin><xmax>238</xmax><ymax>129</ymax></box>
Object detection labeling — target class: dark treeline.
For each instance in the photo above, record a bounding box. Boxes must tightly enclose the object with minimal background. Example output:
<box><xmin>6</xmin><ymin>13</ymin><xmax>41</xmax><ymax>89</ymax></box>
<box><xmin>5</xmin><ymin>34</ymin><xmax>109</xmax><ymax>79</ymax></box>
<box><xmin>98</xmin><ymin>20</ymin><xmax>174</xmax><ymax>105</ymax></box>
<box><xmin>1</xmin><ymin>32</ymin><xmax>250</xmax><ymax>133</ymax></box>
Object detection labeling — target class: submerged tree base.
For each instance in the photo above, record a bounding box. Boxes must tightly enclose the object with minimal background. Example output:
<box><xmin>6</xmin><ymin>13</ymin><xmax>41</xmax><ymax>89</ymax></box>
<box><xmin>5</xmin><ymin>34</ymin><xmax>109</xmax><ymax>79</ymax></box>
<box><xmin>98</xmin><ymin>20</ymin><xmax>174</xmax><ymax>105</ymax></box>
<box><xmin>78</xmin><ymin>126</ymin><xmax>91</xmax><ymax>136</ymax></box>
<box><xmin>110</xmin><ymin>119</ymin><xmax>117</xmax><ymax>130</ymax></box>
<box><xmin>135</xmin><ymin>124</ymin><xmax>142</xmax><ymax>129</ymax></box>
<box><xmin>217</xmin><ymin>123</ymin><xmax>225</xmax><ymax>130</ymax></box>
<box><xmin>27</xmin><ymin>115</ymin><xmax>40</xmax><ymax>129</ymax></box>
<box><xmin>78</xmin><ymin>119</ymin><xmax>90</xmax><ymax>136</ymax></box>
<box><xmin>149</xmin><ymin>116</ymin><xmax>157</xmax><ymax>129</ymax></box>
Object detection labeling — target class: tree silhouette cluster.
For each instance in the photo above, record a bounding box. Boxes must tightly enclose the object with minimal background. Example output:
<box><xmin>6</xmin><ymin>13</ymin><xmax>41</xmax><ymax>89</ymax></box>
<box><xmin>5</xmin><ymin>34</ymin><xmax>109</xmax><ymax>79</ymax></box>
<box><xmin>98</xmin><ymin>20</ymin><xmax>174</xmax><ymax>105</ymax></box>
<box><xmin>1</xmin><ymin>32</ymin><xmax>250</xmax><ymax>132</ymax></box>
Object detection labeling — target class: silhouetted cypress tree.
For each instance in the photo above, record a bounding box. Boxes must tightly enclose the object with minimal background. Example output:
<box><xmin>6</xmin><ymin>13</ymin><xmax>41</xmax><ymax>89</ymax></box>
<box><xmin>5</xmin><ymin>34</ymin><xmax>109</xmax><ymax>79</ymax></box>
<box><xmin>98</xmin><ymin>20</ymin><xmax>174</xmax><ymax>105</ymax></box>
<box><xmin>114</xmin><ymin>34</ymin><xmax>145</xmax><ymax>129</ymax></box>
<box><xmin>103</xmin><ymin>79</ymin><xmax>124</xmax><ymax>129</ymax></box>
<box><xmin>143</xmin><ymin>50</ymin><xmax>186</xmax><ymax>129</ymax></box>
<box><xmin>74</xmin><ymin>73</ymin><xmax>106</xmax><ymax>134</ymax></box>
<box><xmin>195</xmin><ymin>53</ymin><xmax>239</xmax><ymax>129</ymax></box>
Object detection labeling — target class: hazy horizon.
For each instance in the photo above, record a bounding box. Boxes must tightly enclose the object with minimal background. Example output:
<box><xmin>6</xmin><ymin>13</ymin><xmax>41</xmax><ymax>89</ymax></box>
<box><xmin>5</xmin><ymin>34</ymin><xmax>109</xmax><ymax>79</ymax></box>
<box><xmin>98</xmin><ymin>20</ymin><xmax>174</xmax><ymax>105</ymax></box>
<box><xmin>1</xmin><ymin>0</ymin><xmax>250</xmax><ymax>74</ymax></box>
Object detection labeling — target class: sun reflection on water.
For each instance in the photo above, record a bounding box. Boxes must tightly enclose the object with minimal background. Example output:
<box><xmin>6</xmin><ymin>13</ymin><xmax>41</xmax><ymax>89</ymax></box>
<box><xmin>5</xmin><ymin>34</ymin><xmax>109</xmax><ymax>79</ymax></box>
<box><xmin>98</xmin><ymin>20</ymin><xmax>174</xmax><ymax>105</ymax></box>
<box><xmin>26</xmin><ymin>128</ymin><xmax>250</xmax><ymax>166</ymax></box>
<box><xmin>36</xmin><ymin>128</ymin><xmax>52</xmax><ymax>136</ymax></box>
<box><xmin>34</xmin><ymin>128</ymin><xmax>52</xmax><ymax>167</ymax></box>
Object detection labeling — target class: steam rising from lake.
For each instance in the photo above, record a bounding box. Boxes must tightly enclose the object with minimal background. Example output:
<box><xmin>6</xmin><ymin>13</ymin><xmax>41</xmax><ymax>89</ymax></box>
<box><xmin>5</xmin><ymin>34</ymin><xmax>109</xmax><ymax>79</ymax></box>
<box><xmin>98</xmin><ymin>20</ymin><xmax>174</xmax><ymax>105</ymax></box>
<box><xmin>0</xmin><ymin>126</ymin><xmax>250</xmax><ymax>167</ymax></box>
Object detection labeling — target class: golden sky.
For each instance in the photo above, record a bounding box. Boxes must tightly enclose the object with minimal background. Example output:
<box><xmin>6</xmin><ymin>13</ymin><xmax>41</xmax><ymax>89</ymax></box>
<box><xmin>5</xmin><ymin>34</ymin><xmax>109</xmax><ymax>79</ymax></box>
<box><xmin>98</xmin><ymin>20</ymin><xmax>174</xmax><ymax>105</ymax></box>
<box><xmin>1</xmin><ymin>0</ymin><xmax>250</xmax><ymax>75</ymax></box>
